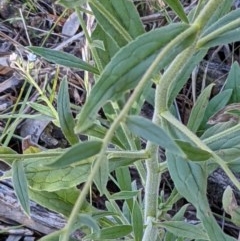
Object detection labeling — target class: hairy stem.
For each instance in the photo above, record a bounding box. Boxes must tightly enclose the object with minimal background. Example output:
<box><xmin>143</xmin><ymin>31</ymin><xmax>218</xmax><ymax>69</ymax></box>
<box><xmin>142</xmin><ymin>81</ymin><xmax>162</xmax><ymax>241</ymax></box>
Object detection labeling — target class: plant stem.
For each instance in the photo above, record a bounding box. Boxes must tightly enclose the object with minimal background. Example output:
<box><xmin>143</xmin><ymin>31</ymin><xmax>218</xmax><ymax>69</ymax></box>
<box><xmin>158</xmin><ymin>0</ymin><xmax>223</xmax><ymax>112</ymax></box>
<box><xmin>79</xmin><ymin>2</ymin><xmax>147</xmax><ymax>183</ymax></box>
<box><xmin>142</xmin><ymin>217</ymin><xmax>158</xmax><ymax>241</ymax></box>
<box><xmin>158</xmin><ymin>45</ymin><xmax>196</xmax><ymax>112</ymax></box>
<box><xmin>142</xmin><ymin>81</ymin><xmax>162</xmax><ymax>241</ymax></box>
<box><xmin>61</xmin><ymin>24</ymin><xmax>198</xmax><ymax>241</ymax></box>
<box><xmin>194</xmin><ymin>0</ymin><xmax>223</xmax><ymax>30</ymax></box>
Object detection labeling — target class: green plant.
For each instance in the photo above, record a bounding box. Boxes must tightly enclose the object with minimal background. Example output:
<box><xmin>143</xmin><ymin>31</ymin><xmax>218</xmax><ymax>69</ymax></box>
<box><xmin>2</xmin><ymin>0</ymin><xmax>240</xmax><ymax>240</ymax></box>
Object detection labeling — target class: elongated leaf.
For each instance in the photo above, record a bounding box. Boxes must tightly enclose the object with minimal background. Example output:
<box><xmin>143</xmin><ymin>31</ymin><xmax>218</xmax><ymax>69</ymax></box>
<box><xmin>38</xmin><ymin>230</ymin><xmax>64</xmax><ymax>241</ymax></box>
<box><xmin>187</xmin><ymin>84</ymin><xmax>214</xmax><ymax>133</ymax></box>
<box><xmin>201</xmin><ymin>121</ymin><xmax>235</xmax><ymax>140</ymax></box>
<box><xmin>167</xmin><ymin>153</ymin><xmax>207</xmax><ymax>206</ymax></box>
<box><xmin>231</xmin><ymin>207</ymin><xmax>240</xmax><ymax>226</ymax></box>
<box><xmin>84</xmin><ymin>123</ymin><xmax>125</xmax><ymax>148</ymax></box>
<box><xmin>28</xmin><ymin>102</ymin><xmax>55</xmax><ymax>119</ymax></box>
<box><xmin>175</xmin><ymin>140</ymin><xmax>212</xmax><ymax>161</ymax></box>
<box><xmin>92</xmin><ymin>24</ymin><xmax>120</xmax><ymax>67</ymax></box>
<box><xmin>39</xmin><ymin>231</ymin><xmax>77</xmax><ymax>241</ymax></box>
<box><xmin>23</xmin><ymin>151</ymin><xmax>133</xmax><ymax>192</ymax></box>
<box><xmin>90</xmin><ymin>0</ymin><xmax>144</xmax><ymax>47</ymax></box>
<box><xmin>57</xmin><ymin>77</ymin><xmax>79</xmax><ymax>145</ymax></box>
<box><xmin>163</xmin><ymin>0</ymin><xmax>188</xmax><ymax>23</ymax></box>
<box><xmin>47</xmin><ymin>140</ymin><xmax>102</xmax><ymax>168</ymax></box>
<box><xmin>110</xmin><ymin>191</ymin><xmax>139</xmax><ymax>200</ymax></box>
<box><xmin>202</xmin><ymin>9</ymin><xmax>240</xmax><ymax>36</ymax></box>
<box><xmin>223</xmin><ymin>62</ymin><xmax>240</xmax><ymax>103</ymax></box>
<box><xmin>199</xmin><ymin>28</ymin><xmax>240</xmax><ymax>48</ymax></box>
<box><xmin>215</xmin><ymin>145</ymin><xmax>240</xmax><ymax>163</ymax></box>
<box><xmin>200</xmin><ymin>0</ymin><xmax>233</xmax><ymax>31</ymax></box>
<box><xmin>0</xmin><ymin>146</ymin><xmax>17</xmax><ymax>155</ymax></box>
<box><xmin>132</xmin><ymin>200</ymin><xmax>143</xmax><ymax>241</ymax></box>
<box><xmin>157</xmin><ymin>221</ymin><xmax>208</xmax><ymax>240</ymax></box>
<box><xmin>167</xmin><ymin>152</ymin><xmax>235</xmax><ymax>241</ymax></box>
<box><xmin>89</xmin><ymin>225</ymin><xmax>132</xmax><ymax>239</ymax></box>
<box><xmin>200</xmin><ymin>89</ymin><xmax>232</xmax><ymax>130</ymax></box>
<box><xmin>75</xmin><ymin>213</ymin><xmax>100</xmax><ymax>231</ymax></box>
<box><xmin>57</xmin><ymin>0</ymin><xmax>86</xmax><ymax>8</ymax></box>
<box><xmin>222</xmin><ymin>186</ymin><xmax>237</xmax><ymax>215</ymax></box>
<box><xmin>108</xmin><ymin>157</ymin><xmax>143</xmax><ymax>171</ymax></box>
<box><xmin>203</xmin><ymin>123</ymin><xmax>240</xmax><ymax>151</ymax></box>
<box><xmin>29</xmin><ymin>187</ymin><xmax>92</xmax><ymax>217</ymax></box>
<box><xmin>0</xmin><ymin>146</ymin><xmax>17</xmax><ymax>165</ymax></box>
<box><xmin>28</xmin><ymin>47</ymin><xmax>99</xmax><ymax>74</ymax></box>
<box><xmin>25</xmin><ymin>156</ymin><xmax>92</xmax><ymax>191</ymax></box>
<box><xmin>116</xmin><ymin>167</ymin><xmax>132</xmax><ymax>191</ymax></box>
<box><xmin>164</xmin><ymin>204</ymin><xmax>189</xmax><ymax>241</ymax></box>
<box><xmin>93</xmin><ymin>157</ymin><xmax>109</xmax><ymax>196</ymax></box>
<box><xmin>167</xmin><ymin>49</ymin><xmax>207</xmax><ymax>106</ymax></box>
<box><xmin>75</xmin><ymin>23</ymin><xmax>197</xmax><ymax>132</ymax></box>
<box><xmin>125</xmin><ymin>116</ymin><xmax>183</xmax><ymax>155</ymax></box>
<box><xmin>12</xmin><ymin>160</ymin><xmax>30</xmax><ymax>216</ymax></box>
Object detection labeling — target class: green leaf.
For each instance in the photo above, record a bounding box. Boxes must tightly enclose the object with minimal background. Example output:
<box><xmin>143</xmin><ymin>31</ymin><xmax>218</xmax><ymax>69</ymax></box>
<box><xmin>12</xmin><ymin>161</ymin><xmax>30</xmax><ymax>216</ymax></box>
<box><xmin>57</xmin><ymin>77</ymin><xmax>79</xmax><ymax>145</ymax></box>
<box><xmin>38</xmin><ymin>230</ymin><xmax>64</xmax><ymax>241</ymax></box>
<box><xmin>222</xmin><ymin>186</ymin><xmax>237</xmax><ymax>215</ymax></box>
<box><xmin>89</xmin><ymin>225</ymin><xmax>132</xmax><ymax>239</ymax></box>
<box><xmin>125</xmin><ymin>116</ymin><xmax>183</xmax><ymax>155</ymax></box>
<box><xmin>175</xmin><ymin>140</ymin><xmax>212</xmax><ymax>162</ymax></box>
<box><xmin>132</xmin><ymin>200</ymin><xmax>143</xmax><ymax>241</ymax></box>
<box><xmin>24</xmin><ymin>151</ymin><xmax>136</xmax><ymax>192</ymax></box>
<box><xmin>167</xmin><ymin>49</ymin><xmax>208</xmax><ymax>107</ymax></box>
<box><xmin>167</xmin><ymin>153</ymin><xmax>235</xmax><ymax>241</ymax></box>
<box><xmin>92</xmin><ymin>24</ymin><xmax>120</xmax><ymax>67</ymax></box>
<box><xmin>216</xmin><ymin>145</ymin><xmax>240</xmax><ymax>163</ymax></box>
<box><xmin>110</xmin><ymin>191</ymin><xmax>139</xmax><ymax>200</ymax></box>
<box><xmin>231</xmin><ymin>207</ymin><xmax>240</xmax><ymax>227</ymax></box>
<box><xmin>29</xmin><ymin>187</ymin><xmax>91</xmax><ymax>217</ymax></box>
<box><xmin>167</xmin><ymin>152</ymin><xmax>207</xmax><ymax>205</ymax></box>
<box><xmin>201</xmin><ymin>122</ymin><xmax>235</xmax><ymax>140</ymax></box>
<box><xmin>166</xmin><ymin>151</ymin><xmax>234</xmax><ymax>241</ymax></box>
<box><xmin>199</xmin><ymin>0</ymin><xmax>233</xmax><ymax>32</ymax></box>
<box><xmin>0</xmin><ymin>146</ymin><xmax>17</xmax><ymax>165</ymax></box>
<box><xmin>163</xmin><ymin>0</ymin><xmax>188</xmax><ymax>23</ymax></box>
<box><xmin>47</xmin><ymin>140</ymin><xmax>102</xmax><ymax>168</ymax></box>
<box><xmin>200</xmin><ymin>89</ymin><xmax>232</xmax><ymax>130</ymax></box>
<box><xmin>222</xmin><ymin>186</ymin><xmax>240</xmax><ymax>226</ymax></box>
<box><xmin>75</xmin><ymin>23</ymin><xmax>196</xmax><ymax>132</ymax></box>
<box><xmin>57</xmin><ymin>0</ymin><xmax>86</xmax><ymax>8</ymax></box>
<box><xmin>93</xmin><ymin>157</ymin><xmax>109</xmax><ymax>196</ymax></box>
<box><xmin>28</xmin><ymin>102</ymin><xmax>55</xmax><ymax>119</ymax></box>
<box><xmin>202</xmin><ymin>8</ymin><xmax>240</xmax><ymax>36</ymax></box>
<box><xmin>108</xmin><ymin>157</ymin><xmax>142</xmax><ymax>171</ymax></box>
<box><xmin>0</xmin><ymin>146</ymin><xmax>17</xmax><ymax>155</ymax></box>
<box><xmin>156</xmin><ymin>221</ymin><xmax>208</xmax><ymax>240</ymax></box>
<box><xmin>28</xmin><ymin>47</ymin><xmax>99</xmax><ymax>74</ymax></box>
<box><xmin>187</xmin><ymin>84</ymin><xmax>214</xmax><ymax>133</ymax></box>
<box><xmin>25</xmin><ymin>156</ymin><xmax>92</xmax><ymax>191</ymax></box>
<box><xmin>223</xmin><ymin>62</ymin><xmax>240</xmax><ymax>103</ymax></box>
<box><xmin>116</xmin><ymin>167</ymin><xmax>132</xmax><ymax>191</ymax></box>
<box><xmin>199</xmin><ymin>28</ymin><xmax>240</xmax><ymax>48</ymax></box>
<box><xmin>90</xmin><ymin>0</ymin><xmax>144</xmax><ymax>47</ymax></box>
<box><xmin>84</xmin><ymin>123</ymin><xmax>125</xmax><ymax>149</ymax></box>
<box><xmin>203</xmin><ymin>124</ymin><xmax>240</xmax><ymax>151</ymax></box>
<box><xmin>75</xmin><ymin>213</ymin><xmax>100</xmax><ymax>231</ymax></box>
